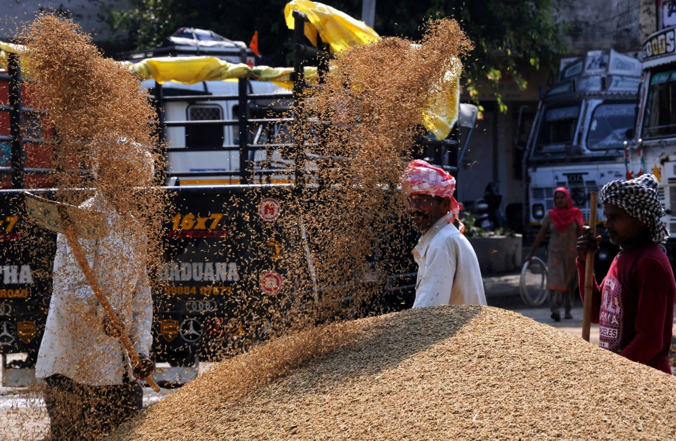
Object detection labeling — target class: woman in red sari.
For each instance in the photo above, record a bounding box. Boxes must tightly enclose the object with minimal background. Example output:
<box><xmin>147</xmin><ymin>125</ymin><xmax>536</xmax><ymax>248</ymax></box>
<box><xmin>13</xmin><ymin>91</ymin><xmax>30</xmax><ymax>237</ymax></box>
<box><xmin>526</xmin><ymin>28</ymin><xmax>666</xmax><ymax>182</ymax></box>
<box><xmin>526</xmin><ymin>187</ymin><xmax>584</xmax><ymax>321</ymax></box>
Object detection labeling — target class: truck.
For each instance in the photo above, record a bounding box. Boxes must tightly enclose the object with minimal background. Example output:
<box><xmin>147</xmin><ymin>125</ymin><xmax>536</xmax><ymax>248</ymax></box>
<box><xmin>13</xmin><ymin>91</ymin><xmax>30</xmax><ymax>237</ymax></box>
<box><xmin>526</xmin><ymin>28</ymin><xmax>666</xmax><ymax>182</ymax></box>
<box><xmin>0</xmin><ymin>12</ymin><xmax>477</xmax><ymax>387</ymax></box>
<box><xmin>523</xmin><ymin>49</ymin><xmax>642</xmax><ymax>273</ymax></box>
<box><xmin>626</xmin><ymin>24</ymin><xmax>676</xmax><ymax>265</ymax></box>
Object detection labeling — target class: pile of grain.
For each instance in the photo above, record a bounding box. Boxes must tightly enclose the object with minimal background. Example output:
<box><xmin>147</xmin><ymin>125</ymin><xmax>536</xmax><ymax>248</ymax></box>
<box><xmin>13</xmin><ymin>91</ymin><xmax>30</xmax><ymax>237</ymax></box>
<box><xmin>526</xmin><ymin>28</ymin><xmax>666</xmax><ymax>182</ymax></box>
<box><xmin>111</xmin><ymin>306</ymin><xmax>676</xmax><ymax>440</ymax></box>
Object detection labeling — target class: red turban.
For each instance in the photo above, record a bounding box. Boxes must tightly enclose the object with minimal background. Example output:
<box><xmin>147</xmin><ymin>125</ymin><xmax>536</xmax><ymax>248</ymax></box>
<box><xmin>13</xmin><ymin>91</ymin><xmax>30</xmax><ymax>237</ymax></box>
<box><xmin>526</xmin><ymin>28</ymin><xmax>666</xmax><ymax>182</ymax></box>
<box><xmin>400</xmin><ymin>160</ymin><xmax>462</xmax><ymax>228</ymax></box>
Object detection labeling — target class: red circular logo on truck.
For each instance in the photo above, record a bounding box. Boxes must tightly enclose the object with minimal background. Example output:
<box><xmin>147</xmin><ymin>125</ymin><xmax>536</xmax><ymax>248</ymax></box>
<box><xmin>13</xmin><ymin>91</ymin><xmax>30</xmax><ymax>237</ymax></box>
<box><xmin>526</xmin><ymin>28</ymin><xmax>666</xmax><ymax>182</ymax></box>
<box><xmin>260</xmin><ymin>270</ymin><xmax>283</xmax><ymax>294</ymax></box>
<box><xmin>258</xmin><ymin>198</ymin><xmax>281</xmax><ymax>222</ymax></box>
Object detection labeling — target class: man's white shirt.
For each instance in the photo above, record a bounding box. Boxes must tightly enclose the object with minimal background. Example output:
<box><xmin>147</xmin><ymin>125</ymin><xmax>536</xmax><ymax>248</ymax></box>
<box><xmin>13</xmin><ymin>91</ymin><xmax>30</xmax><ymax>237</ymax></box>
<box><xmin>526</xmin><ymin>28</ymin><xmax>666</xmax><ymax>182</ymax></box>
<box><xmin>413</xmin><ymin>213</ymin><xmax>486</xmax><ymax>307</ymax></box>
<box><xmin>35</xmin><ymin>194</ymin><xmax>152</xmax><ymax>386</ymax></box>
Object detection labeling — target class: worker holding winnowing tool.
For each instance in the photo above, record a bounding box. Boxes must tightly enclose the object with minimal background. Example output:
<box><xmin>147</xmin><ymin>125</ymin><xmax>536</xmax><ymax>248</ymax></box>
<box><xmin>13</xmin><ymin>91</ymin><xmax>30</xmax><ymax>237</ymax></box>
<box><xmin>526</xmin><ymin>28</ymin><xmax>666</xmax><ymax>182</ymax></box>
<box><xmin>33</xmin><ymin>148</ymin><xmax>156</xmax><ymax>440</ymax></box>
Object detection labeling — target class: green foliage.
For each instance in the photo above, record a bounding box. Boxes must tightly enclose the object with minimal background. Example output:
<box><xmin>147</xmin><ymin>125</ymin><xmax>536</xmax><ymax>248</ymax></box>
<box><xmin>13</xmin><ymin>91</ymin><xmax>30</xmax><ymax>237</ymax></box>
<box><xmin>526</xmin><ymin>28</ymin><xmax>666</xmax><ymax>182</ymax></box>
<box><xmin>459</xmin><ymin>211</ymin><xmax>516</xmax><ymax>237</ymax></box>
<box><xmin>459</xmin><ymin>211</ymin><xmax>484</xmax><ymax>237</ymax></box>
<box><xmin>101</xmin><ymin>0</ymin><xmax>566</xmax><ymax>108</ymax></box>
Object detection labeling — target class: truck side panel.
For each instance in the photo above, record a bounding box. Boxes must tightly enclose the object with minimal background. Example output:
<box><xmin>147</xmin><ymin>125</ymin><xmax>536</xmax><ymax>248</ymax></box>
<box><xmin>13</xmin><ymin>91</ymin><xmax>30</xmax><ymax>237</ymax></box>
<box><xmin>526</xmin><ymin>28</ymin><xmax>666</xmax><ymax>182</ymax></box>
<box><xmin>0</xmin><ymin>186</ymin><xmax>301</xmax><ymax>366</ymax></box>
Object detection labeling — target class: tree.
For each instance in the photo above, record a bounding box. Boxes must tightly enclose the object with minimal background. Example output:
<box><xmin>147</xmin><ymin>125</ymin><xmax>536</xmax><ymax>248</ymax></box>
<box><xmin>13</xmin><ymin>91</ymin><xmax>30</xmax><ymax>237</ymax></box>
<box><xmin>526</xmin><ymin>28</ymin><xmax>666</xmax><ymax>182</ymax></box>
<box><xmin>101</xmin><ymin>0</ymin><xmax>566</xmax><ymax>109</ymax></box>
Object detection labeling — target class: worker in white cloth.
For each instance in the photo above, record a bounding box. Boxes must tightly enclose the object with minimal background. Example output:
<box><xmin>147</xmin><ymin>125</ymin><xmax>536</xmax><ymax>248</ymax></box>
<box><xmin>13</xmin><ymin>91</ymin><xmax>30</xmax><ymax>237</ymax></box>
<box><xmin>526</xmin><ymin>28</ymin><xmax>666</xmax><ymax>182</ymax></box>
<box><xmin>400</xmin><ymin>159</ymin><xmax>486</xmax><ymax>307</ymax></box>
<box><xmin>35</xmin><ymin>148</ymin><xmax>155</xmax><ymax>440</ymax></box>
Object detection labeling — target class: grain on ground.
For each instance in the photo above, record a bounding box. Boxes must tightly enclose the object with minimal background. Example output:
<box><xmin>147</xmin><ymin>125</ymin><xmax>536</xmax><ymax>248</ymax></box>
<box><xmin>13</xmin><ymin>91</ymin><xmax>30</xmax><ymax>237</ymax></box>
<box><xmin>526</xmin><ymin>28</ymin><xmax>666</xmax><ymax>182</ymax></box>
<box><xmin>110</xmin><ymin>306</ymin><xmax>676</xmax><ymax>440</ymax></box>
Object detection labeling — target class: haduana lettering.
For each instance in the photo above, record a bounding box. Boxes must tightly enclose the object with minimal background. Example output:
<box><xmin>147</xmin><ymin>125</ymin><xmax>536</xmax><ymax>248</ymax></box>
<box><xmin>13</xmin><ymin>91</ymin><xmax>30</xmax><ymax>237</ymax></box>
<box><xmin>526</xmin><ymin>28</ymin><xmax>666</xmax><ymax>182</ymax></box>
<box><xmin>1</xmin><ymin>265</ymin><xmax>34</xmax><ymax>284</ymax></box>
<box><xmin>157</xmin><ymin>262</ymin><xmax>239</xmax><ymax>282</ymax></box>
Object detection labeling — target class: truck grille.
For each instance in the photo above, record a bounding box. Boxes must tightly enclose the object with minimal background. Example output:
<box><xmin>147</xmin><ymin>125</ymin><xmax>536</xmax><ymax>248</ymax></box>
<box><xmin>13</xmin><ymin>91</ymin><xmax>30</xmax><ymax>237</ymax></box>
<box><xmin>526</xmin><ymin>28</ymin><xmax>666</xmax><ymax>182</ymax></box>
<box><xmin>532</xmin><ymin>188</ymin><xmax>548</xmax><ymax>200</ymax></box>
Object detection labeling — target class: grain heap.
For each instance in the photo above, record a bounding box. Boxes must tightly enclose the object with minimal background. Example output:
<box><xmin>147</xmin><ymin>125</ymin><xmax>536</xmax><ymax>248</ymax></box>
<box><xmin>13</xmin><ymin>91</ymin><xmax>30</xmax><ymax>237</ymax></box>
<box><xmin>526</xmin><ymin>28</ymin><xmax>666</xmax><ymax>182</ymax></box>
<box><xmin>111</xmin><ymin>306</ymin><xmax>676</xmax><ymax>440</ymax></box>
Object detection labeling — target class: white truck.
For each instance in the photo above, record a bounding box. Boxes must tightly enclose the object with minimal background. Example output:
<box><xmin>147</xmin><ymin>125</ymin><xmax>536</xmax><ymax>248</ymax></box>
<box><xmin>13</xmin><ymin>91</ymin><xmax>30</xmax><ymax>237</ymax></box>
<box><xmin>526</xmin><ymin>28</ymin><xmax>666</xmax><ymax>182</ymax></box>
<box><xmin>627</xmin><ymin>25</ymin><xmax>676</xmax><ymax>264</ymax></box>
<box><xmin>524</xmin><ymin>49</ymin><xmax>642</xmax><ymax>272</ymax></box>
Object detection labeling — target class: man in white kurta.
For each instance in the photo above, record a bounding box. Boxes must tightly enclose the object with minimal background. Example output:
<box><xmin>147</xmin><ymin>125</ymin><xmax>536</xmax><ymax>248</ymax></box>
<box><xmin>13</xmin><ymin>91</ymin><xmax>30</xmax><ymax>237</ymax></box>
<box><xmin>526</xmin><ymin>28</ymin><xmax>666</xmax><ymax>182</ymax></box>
<box><xmin>35</xmin><ymin>193</ymin><xmax>154</xmax><ymax>440</ymax></box>
<box><xmin>413</xmin><ymin>212</ymin><xmax>486</xmax><ymax>306</ymax></box>
<box><xmin>401</xmin><ymin>160</ymin><xmax>486</xmax><ymax>307</ymax></box>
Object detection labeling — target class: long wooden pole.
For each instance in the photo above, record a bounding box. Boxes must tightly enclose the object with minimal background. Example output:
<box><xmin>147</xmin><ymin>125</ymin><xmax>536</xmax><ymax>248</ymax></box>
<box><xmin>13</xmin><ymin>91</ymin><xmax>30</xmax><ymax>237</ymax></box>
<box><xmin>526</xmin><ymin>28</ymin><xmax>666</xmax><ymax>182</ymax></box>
<box><xmin>582</xmin><ymin>192</ymin><xmax>598</xmax><ymax>342</ymax></box>
<box><xmin>58</xmin><ymin>207</ymin><xmax>160</xmax><ymax>392</ymax></box>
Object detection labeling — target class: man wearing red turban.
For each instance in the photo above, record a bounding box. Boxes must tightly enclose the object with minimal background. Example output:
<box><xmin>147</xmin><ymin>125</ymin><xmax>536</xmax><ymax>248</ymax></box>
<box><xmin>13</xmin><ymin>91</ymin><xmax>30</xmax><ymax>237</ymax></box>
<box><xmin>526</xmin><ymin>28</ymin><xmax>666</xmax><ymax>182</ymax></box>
<box><xmin>400</xmin><ymin>160</ymin><xmax>486</xmax><ymax>307</ymax></box>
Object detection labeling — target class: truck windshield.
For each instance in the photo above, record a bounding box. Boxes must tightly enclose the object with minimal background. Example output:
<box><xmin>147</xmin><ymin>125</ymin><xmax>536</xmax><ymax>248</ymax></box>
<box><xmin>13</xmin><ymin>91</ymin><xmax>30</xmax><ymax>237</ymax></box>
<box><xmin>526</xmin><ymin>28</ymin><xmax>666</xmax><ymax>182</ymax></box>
<box><xmin>586</xmin><ymin>102</ymin><xmax>634</xmax><ymax>150</ymax></box>
<box><xmin>535</xmin><ymin>104</ymin><xmax>580</xmax><ymax>154</ymax></box>
<box><xmin>642</xmin><ymin>70</ymin><xmax>676</xmax><ymax>139</ymax></box>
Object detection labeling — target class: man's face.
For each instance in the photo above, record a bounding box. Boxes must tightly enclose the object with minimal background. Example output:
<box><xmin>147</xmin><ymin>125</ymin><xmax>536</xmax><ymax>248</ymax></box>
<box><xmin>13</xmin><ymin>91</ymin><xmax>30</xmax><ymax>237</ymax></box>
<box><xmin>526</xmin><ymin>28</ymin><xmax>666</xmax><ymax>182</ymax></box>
<box><xmin>406</xmin><ymin>194</ymin><xmax>449</xmax><ymax>233</ymax></box>
<box><xmin>603</xmin><ymin>203</ymin><xmax>645</xmax><ymax>246</ymax></box>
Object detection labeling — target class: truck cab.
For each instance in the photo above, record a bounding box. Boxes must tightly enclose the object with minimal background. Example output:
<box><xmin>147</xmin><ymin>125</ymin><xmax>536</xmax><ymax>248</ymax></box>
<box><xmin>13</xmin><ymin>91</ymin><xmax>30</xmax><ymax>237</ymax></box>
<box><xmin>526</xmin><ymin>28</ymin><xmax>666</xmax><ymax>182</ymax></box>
<box><xmin>146</xmin><ymin>78</ymin><xmax>292</xmax><ymax>186</ymax></box>
<box><xmin>524</xmin><ymin>49</ymin><xmax>641</xmax><ymax>268</ymax></box>
<box><xmin>627</xmin><ymin>26</ymin><xmax>676</xmax><ymax>261</ymax></box>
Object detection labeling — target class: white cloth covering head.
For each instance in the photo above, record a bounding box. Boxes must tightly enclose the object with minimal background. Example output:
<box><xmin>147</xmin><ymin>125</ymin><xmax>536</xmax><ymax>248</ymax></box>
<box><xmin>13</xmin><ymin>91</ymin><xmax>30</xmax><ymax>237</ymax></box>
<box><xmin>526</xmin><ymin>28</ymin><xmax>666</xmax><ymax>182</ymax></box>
<box><xmin>91</xmin><ymin>137</ymin><xmax>155</xmax><ymax>184</ymax></box>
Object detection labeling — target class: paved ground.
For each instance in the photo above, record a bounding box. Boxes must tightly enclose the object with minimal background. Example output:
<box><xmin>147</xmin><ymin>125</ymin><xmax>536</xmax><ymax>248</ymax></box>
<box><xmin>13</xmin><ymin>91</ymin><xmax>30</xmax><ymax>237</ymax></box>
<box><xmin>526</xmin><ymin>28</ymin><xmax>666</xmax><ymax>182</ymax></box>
<box><xmin>483</xmin><ymin>269</ymin><xmax>600</xmax><ymax>344</ymax></box>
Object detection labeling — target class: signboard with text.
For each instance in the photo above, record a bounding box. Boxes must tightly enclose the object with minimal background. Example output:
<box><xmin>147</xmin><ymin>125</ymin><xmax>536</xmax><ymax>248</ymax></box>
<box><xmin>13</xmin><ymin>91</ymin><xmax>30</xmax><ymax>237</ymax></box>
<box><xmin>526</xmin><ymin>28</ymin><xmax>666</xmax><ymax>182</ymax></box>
<box><xmin>642</xmin><ymin>27</ymin><xmax>676</xmax><ymax>68</ymax></box>
<box><xmin>660</xmin><ymin>0</ymin><xmax>676</xmax><ymax>30</ymax></box>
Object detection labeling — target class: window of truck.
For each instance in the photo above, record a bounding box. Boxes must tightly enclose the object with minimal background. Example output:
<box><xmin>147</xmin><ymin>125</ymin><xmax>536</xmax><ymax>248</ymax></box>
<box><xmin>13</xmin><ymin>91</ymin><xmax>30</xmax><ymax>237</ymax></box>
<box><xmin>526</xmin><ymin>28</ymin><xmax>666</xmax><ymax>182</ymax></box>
<box><xmin>586</xmin><ymin>102</ymin><xmax>635</xmax><ymax>150</ymax></box>
<box><xmin>534</xmin><ymin>104</ymin><xmax>581</xmax><ymax>155</ymax></box>
<box><xmin>186</xmin><ymin>104</ymin><xmax>224</xmax><ymax>148</ymax></box>
<box><xmin>642</xmin><ymin>70</ymin><xmax>676</xmax><ymax>139</ymax></box>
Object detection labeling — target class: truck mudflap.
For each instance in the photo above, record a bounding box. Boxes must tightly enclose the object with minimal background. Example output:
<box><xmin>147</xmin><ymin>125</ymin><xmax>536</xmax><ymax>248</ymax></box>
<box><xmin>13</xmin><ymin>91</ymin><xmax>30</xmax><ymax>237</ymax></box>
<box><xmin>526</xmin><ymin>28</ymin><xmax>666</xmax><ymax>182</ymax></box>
<box><xmin>153</xmin><ymin>185</ymin><xmax>308</xmax><ymax>365</ymax></box>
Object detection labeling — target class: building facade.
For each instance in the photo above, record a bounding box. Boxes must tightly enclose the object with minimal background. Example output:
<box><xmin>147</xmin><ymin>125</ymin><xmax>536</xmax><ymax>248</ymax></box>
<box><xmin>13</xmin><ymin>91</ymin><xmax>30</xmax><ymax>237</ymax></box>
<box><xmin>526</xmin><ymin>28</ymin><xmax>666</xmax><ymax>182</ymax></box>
<box><xmin>0</xmin><ymin>0</ymin><xmax>126</xmax><ymax>43</ymax></box>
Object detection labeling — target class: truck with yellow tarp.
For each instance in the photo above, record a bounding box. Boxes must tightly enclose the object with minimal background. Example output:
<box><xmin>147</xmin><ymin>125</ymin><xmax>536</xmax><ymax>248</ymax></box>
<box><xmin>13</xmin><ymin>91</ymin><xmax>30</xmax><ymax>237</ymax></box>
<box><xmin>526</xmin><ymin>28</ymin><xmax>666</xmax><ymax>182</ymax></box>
<box><xmin>0</xmin><ymin>1</ymin><xmax>475</xmax><ymax>387</ymax></box>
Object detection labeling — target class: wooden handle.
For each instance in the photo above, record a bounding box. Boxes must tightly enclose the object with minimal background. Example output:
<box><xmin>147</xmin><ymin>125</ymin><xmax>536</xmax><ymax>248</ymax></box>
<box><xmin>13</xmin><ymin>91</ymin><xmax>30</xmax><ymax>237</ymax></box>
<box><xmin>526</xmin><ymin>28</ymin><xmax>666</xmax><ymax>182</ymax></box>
<box><xmin>59</xmin><ymin>212</ymin><xmax>160</xmax><ymax>392</ymax></box>
<box><xmin>582</xmin><ymin>192</ymin><xmax>598</xmax><ymax>342</ymax></box>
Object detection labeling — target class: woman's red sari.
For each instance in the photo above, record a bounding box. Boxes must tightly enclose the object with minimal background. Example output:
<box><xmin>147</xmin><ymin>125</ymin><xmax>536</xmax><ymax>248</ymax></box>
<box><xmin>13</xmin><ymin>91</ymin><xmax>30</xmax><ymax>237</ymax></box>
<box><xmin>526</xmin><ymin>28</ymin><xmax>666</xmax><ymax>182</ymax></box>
<box><xmin>549</xmin><ymin>187</ymin><xmax>584</xmax><ymax>232</ymax></box>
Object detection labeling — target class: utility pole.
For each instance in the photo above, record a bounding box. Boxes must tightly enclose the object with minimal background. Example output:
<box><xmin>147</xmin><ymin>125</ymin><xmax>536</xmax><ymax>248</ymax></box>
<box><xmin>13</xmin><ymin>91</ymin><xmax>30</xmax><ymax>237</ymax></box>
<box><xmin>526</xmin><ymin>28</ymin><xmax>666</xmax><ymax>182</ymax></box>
<box><xmin>362</xmin><ymin>0</ymin><xmax>376</xmax><ymax>28</ymax></box>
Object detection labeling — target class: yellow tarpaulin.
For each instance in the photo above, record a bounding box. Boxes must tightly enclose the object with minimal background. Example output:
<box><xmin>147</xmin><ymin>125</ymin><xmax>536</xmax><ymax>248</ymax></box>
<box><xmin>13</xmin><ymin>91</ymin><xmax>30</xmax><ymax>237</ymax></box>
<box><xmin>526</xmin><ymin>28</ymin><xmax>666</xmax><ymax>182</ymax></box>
<box><xmin>0</xmin><ymin>43</ymin><xmax>316</xmax><ymax>90</ymax></box>
<box><xmin>0</xmin><ymin>42</ymin><xmax>25</xmax><ymax>71</ymax></box>
<box><xmin>284</xmin><ymin>0</ymin><xmax>379</xmax><ymax>53</ymax></box>
<box><xmin>422</xmin><ymin>64</ymin><xmax>463</xmax><ymax>140</ymax></box>
<box><xmin>0</xmin><ymin>41</ymin><xmax>21</xmax><ymax>55</ymax></box>
<box><xmin>284</xmin><ymin>0</ymin><xmax>461</xmax><ymax>139</ymax></box>
<box><xmin>120</xmin><ymin>56</ymin><xmax>317</xmax><ymax>90</ymax></box>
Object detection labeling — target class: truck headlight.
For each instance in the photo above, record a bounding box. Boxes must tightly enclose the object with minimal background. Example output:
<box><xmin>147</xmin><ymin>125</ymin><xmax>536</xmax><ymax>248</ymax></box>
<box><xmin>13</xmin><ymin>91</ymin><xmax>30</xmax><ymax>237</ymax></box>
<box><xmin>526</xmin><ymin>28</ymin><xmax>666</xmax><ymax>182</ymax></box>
<box><xmin>532</xmin><ymin>204</ymin><xmax>545</xmax><ymax>219</ymax></box>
